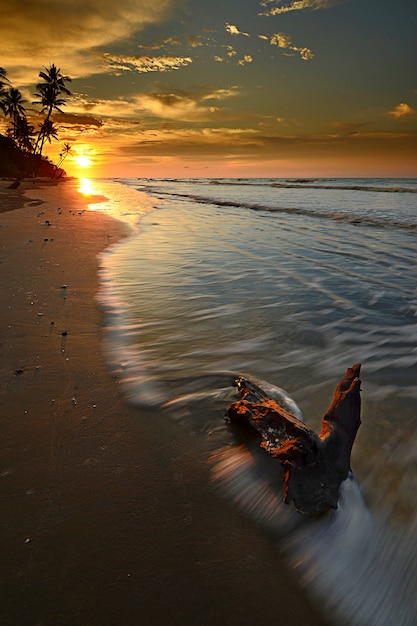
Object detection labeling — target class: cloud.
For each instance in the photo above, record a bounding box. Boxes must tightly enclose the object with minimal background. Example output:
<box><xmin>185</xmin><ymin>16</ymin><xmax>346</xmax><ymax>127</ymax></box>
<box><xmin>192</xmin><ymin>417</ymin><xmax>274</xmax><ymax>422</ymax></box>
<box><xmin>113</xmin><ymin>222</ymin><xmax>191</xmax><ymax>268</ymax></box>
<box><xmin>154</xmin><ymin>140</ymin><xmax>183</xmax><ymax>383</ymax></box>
<box><xmin>259</xmin><ymin>0</ymin><xmax>345</xmax><ymax>16</ymax></box>
<box><xmin>133</xmin><ymin>93</ymin><xmax>215</xmax><ymax>121</ymax></box>
<box><xmin>270</xmin><ymin>33</ymin><xmax>314</xmax><ymax>60</ymax></box>
<box><xmin>225</xmin><ymin>24</ymin><xmax>250</xmax><ymax>37</ymax></box>
<box><xmin>137</xmin><ymin>34</ymin><xmax>206</xmax><ymax>51</ymax></box>
<box><xmin>40</xmin><ymin>116</ymin><xmax>417</xmax><ymax>175</ymax></box>
<box><xmin>53</xmin><ymin>86</ymin><xmax>240</xmax><ymax>127</ymax></box>
<box><xmin>213</xmin><ymin>44</ymin><xmax>254</xmax><ymax>66</ymax></box>
<box><xmin>1</xmin><ymin>0</ymin><xmax>176</xmax><ymax>84</ymax></box>
<box><xmin>238</xmin><ymin>55</ymin><xmax>253</xmax><ymax>66</ymax></box>
<box><xmin>388</xmin><ymin>103</ymin><xmax>416</xmax><ymax>118</ymax></box>
<box><xmin>119</xmin><ymin>127</ymin><xmax>263</xmax><ymax>159</ymax></box>
<box><xmin>116</xmin><ymin>127</ymin><xmax>417</xmax><ymax>164</ymax></box>
<box><xmin>55</xmin><ymin>93</ymin><xmax>139</xmax><ymax>123</ymax></box>
<box><xmin>137</xmin><ymin>37</ymin><xmax>183</xmax><ymax>50</ymax></box>
<box><xmin>56</xmin><ymin>113</ymin><xmax>103</xmax><ymax>128</ymax></box>
<box><xmin>186</xmin><ymin>35</ymin><xmax>205</xmax><ymax>48</ymax></box>
<box><xmin>131</xmin><ymin>86</ymin><xmax>240</xmax><ymax>121</ymax></box>
<box><xmin>348</xmin><ymin>131</ymin><xmax>412</xmax><ymax>140</ymax></box>
<box><xmin>103</xmin><ymin>54</ymin><xmax>193</xmax><ymax>74</ymax></box>
<box><xmin>226</xmin><ymin>46</ymin><xmax>238</xmax><ymax>57</ymax></box>
<box><xmin>271</xmin><ymin>33</ymin><xmax>293</xmax><ymax>48</ymax></box>
<box><xmin>331</xmin><ymin>121</ymin><xmax>370</xmax><ymax>135</ymax></box>
<box><xmin>223</xmin><ymin>17</ymin><xmax>314</xmax><ymax>65</ymax></box>
<box><xmin>200</xmin><ymin>87</ymin><xmax>241</xmax><ymax>101</ymax></box>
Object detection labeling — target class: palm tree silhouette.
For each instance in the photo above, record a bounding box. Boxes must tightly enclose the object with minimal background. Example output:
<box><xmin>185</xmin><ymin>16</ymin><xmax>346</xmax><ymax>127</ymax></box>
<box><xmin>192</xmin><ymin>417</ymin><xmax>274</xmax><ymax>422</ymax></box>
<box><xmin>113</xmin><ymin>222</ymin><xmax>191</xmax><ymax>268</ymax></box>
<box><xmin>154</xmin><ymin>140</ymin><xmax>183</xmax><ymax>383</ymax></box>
<box><xmin>0</xmin><ymin>66</ymin><xmax>9</xmax><ymax>87</ymax></box>
<box><xmin>2</xmin><ymin>88</ymin><xmax>27</xmax><ymax>140</ymax></box>
<box><xmin>33</xmin><ymin>64</ymin><xmax>72</xmax><ymax>155</ymax></box>
<box><xmin>57</xmin><ymin>142</ymin><xmax>73</xmax><ymax>167</ymax></box>
<box><xmin>36</xmin><ymin>119</ymin><xmax>59</xmax><ymax>156</ymax></box>
<box><xmin>14</xmin><ymin>115</ymin><xmax>35</xmax><ymax>152</ymax></box>
<box><xmin>0</xmin><ymin>67</ymin><xmax>11</xmax><ymax>112</ymax></box>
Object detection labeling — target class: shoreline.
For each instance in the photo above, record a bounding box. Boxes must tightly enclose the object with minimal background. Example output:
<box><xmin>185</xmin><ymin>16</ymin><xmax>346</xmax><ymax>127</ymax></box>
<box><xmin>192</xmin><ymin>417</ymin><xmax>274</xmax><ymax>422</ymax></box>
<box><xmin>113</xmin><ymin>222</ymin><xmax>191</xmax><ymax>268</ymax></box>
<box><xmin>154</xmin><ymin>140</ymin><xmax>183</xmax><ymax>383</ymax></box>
<box><xmin>0</xmin><ymin>180</ymin><xmax>326</xmax><ymax>625</ymax></box>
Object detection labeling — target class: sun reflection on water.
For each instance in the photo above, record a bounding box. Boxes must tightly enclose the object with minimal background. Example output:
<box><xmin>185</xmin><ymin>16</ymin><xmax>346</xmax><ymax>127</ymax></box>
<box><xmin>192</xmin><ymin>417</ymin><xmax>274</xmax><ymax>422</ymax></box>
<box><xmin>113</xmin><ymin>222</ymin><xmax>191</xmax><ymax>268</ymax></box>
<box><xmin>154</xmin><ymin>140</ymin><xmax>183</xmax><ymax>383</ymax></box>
<box><xmin>75</xmin><ymin>178</ymin><xmax>157</xmax><ymax>228</ymax></box>
<box><xmin>78</xmin><ymin>177</ymin><xmax>95</xmax><ymax>196</ymax></box>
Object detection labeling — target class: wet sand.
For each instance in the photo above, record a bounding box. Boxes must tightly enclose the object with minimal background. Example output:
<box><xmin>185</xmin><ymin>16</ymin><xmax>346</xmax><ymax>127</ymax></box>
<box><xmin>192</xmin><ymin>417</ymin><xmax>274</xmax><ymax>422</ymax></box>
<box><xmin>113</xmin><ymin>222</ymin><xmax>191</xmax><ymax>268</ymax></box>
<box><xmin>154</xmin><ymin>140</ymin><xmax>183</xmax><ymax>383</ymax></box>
<box><xmin>0</xmin><ymin>180</ymin><xmax>327</xmax><ymax>625</ymax></box>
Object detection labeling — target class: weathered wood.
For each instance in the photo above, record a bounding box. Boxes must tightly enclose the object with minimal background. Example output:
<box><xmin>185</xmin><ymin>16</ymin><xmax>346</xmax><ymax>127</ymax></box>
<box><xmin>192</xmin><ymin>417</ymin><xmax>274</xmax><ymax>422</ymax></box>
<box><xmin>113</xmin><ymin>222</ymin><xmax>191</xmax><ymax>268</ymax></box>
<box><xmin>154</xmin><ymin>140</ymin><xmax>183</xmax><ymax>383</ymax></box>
<box><xmin>225</xmin><ymin>364</ymin><xmax>361</xmax><ymax>514</ymax></box>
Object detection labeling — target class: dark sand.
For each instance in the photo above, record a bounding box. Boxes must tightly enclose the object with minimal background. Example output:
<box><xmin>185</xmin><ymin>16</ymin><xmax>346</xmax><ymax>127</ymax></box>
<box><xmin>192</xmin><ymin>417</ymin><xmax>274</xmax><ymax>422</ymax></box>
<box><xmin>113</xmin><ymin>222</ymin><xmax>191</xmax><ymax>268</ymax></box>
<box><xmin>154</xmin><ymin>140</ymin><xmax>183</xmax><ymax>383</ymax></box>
<box><xmin>0</xmin><ymin>180</ymin><xmax>327</xmax><ymax>625</ymax></box>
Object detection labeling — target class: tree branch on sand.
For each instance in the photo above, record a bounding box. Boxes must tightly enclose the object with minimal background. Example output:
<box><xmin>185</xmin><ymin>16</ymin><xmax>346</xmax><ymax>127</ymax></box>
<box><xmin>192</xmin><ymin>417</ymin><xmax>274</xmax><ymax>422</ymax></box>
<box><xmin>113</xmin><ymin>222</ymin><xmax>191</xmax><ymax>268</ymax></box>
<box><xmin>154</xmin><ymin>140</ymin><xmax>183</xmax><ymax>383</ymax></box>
<box><xmin>225</xmin><ymin>363</ymin><xmax>361</xmax><ymax>514</ymax></box>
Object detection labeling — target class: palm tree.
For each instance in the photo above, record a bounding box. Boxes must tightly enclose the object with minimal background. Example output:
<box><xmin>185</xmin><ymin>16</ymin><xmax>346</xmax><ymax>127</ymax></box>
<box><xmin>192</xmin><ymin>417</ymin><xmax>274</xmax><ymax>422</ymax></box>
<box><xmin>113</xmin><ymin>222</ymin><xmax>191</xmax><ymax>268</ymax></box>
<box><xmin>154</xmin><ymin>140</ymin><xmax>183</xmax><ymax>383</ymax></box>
<box><xmin>0</xmin><ymin>67</ymin><xmax>10</xmax><ymax>92</ymax></box>
<box><xmin>0</xmin><ymin>67</ymin><xmax>9</xmax><ymax>89</ymax></box>
<box><xmin>33</xmin><ymin>64</ymin><xmax>72</xmax><ymax>155</ymax></box>
<box><xmin>57</xmin><ymin>142</ymin><xmax>73</xmax><ymax>167</ymax></box>
<box><xmin>14</xmin><ymin>115</ymin><xmax>35</xmax><ymax>152</ymax></box>
<box><xmin>2</xmin><ymin>88</ymin><xmax>27</xmax><ymax>139</ymax></box>
<box><xmin>0</xmin><ymin>67</ymin><xmax>11</xmax><ymax>112</ymax></box>
<box><xmin>36</xmin><ymin>119</ymin><xmax>59</xmax><ymax>156</ymax></box>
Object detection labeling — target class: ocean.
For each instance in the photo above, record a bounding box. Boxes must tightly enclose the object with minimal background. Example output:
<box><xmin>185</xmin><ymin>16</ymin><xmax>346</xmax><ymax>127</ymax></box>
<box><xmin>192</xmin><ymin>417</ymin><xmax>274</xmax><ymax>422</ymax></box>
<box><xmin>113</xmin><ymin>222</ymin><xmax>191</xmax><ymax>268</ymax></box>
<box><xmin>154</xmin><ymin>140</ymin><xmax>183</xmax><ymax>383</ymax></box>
<box><xmin>86</xmin><ymin>177</ymin><xmax>417</xmax><ymax>626</ymax></box>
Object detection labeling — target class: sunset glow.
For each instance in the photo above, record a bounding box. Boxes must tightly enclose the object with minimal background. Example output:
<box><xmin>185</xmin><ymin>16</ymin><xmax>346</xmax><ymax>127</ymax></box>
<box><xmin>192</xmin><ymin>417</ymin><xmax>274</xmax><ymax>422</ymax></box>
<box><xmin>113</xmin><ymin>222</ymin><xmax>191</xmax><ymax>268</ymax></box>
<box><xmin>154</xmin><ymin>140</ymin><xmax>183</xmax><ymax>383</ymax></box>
<box><xmin>2</xmin><ymin>1</ymin><xmax>416</xmax><ymax>178</ymax></box>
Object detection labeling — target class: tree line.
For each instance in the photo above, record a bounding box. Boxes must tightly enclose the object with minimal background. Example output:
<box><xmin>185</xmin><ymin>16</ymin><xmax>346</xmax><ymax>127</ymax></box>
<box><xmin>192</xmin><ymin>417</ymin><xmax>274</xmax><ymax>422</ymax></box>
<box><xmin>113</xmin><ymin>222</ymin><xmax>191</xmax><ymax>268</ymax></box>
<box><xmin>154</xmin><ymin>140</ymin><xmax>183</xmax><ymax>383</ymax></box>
<box><xmin>0</xmin><ymin>64</ymin><xmax>72</xmax><ymax>176</ymax></box>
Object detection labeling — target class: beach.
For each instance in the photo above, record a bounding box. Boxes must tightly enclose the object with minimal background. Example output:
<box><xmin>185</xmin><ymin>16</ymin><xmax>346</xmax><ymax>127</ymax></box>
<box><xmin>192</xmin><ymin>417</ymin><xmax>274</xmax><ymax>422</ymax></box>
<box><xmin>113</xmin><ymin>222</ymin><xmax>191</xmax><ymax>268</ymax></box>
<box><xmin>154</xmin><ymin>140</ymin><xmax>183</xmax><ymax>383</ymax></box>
<box><xmin>0</xmin><ymin>180</ymin><xmax>326</xmax><ymax>626</ymax></box>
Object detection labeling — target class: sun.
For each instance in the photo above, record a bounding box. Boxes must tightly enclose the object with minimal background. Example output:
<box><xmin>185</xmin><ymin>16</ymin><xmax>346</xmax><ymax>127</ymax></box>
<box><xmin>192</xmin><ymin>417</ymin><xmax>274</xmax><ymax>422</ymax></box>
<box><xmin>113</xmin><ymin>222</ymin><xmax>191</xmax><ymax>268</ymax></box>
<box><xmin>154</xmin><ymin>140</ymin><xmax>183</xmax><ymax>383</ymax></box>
<box><xmin>76</xmin><ymin>155</ymin><xmax>92</xmax><ymax>168</ymax></box>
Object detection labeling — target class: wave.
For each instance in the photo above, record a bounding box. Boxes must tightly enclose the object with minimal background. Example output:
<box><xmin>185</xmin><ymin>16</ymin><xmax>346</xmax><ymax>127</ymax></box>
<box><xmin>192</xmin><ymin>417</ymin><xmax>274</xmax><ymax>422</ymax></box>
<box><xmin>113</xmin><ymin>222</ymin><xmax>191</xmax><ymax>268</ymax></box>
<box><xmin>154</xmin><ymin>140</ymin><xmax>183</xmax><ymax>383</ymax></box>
<box><xmin>138</xmin><ymin>177</ymin><xmax>417</xmax><ymax>194</ymax></box>
<box><xmin>271</xmin><ymin>182</ymin><xmax>417</xmax><ymax>193</ymax></box>
<box><xmin>143</xmin><ymin>189</ymin><xmax>417</xmax><ymax>230</ymax></box>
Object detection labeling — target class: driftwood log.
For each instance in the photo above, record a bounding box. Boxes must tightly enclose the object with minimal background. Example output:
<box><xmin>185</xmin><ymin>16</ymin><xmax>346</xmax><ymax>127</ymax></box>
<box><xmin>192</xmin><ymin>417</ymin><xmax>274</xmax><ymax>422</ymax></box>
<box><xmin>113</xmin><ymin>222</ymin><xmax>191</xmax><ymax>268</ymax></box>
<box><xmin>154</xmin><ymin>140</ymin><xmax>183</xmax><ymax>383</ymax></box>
<box><xmin>225</xmin><ymin>363</ymin><xmax>361</xmax><ymax>514</ymax></box>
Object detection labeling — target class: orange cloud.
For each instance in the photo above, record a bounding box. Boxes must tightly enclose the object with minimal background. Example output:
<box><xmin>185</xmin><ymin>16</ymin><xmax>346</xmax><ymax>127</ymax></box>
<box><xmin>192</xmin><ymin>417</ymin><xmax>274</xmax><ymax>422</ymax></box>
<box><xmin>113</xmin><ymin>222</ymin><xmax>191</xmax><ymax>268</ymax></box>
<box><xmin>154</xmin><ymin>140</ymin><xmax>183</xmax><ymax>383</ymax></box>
<box><xmin>259</xmin><ymin>0</ymin><xmax>345</xmax><ymax>17</ymax></box>
<box><xmin>225</xmin><ymin>24</ymin><xmax>250</xmax><ymax>37</ymax></box>
<box><xmin>388</xmin><ymin>103</ymin><xmax>416</xmax><ymax>118</ymax></box>
<box><xmin>103</xmin><ymin>54</ymin><xmax>193</xmax><ymax>74</ymax></box>
<box><xmin>1</xmin><ymin>0</ymin><xmax>176</xmax><ymax>84</ymax></box>
<box><xmin>270</xmin><ymin>33</ymin><xmax>314</xmax><ymax>60</ymax></box>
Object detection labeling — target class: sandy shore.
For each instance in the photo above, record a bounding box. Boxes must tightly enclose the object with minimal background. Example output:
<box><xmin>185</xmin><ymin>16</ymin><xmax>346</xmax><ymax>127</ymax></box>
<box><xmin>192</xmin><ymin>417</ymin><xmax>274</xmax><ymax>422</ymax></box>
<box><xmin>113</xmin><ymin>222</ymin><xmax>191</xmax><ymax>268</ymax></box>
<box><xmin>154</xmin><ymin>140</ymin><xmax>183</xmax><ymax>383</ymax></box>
<box><xmin>0</xmin><ymin>180</ymin><xmax>326</xmax><ymax>625</ymax></box>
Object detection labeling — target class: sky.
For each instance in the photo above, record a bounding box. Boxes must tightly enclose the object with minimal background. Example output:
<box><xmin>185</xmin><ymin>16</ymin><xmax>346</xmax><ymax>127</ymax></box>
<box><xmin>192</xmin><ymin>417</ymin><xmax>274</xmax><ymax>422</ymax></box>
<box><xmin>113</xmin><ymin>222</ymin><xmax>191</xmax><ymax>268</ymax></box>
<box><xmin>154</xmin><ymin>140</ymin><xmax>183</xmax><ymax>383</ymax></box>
<box><xmin>1</xmin><ymin>0</ymin><xmax>417</xmax><ymax>178</ymax></box>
